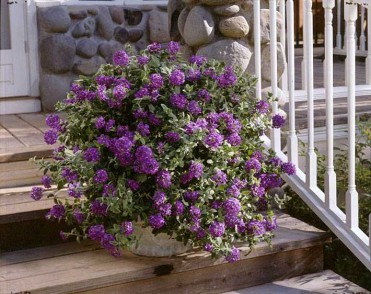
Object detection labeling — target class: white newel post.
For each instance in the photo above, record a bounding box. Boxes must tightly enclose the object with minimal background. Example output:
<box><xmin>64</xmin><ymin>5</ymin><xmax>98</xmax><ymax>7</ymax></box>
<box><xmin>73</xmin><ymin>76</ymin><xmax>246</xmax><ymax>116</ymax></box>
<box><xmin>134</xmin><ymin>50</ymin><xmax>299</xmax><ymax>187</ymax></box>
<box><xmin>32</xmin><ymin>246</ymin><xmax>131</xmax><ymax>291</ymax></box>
<box><xmin>287</xmin><ymin>0</ymin><xmax>298</xmax><ymax>167</ymax></box>
<box><xmin>366</xmin><ymin>6</ymin><xmax>371</xmax><ymax>84</ymax></box>
<box><xmin>323</xmin><ymin>0</ymin><xmax>337</xmax><ymax>210</ymax></box>
<box><xmin>304</xmin><ymin>0</ymin><xmax>317</xmax><ymax>189</ymax></box>
<box><xmin>254</xmin><ymin>0</ymin><xmax>262</xmax><ymax>100</ymax></box>
<box><xmin>270</xmin><ymin>0</ymin><xmax>281</xmax><ymax>152</ymax></box>
<box><xmin>344</xmin><ymin>1</ymin><xmax>359</xmax><ymax>230</ymax></box>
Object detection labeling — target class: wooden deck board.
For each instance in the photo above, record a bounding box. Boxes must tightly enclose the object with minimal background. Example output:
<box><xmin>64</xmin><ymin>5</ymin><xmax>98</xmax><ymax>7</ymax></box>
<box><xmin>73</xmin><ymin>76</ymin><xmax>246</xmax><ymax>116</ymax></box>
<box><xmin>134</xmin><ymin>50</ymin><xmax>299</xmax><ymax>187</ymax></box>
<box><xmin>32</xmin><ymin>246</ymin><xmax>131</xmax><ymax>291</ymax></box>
<box><xmin>0</xmin><ymin>214</ymin><xmax>329</xmax><ymax>294</ymax></box>
<box><xmin>17</xmin><ymin>113</ymin><xmax>48</xmax><ymax>133</ymax></box>
<box><xmin>0</xmin><ymin>126</ymin><xmax>24</xmax><ymax>150</ymax></box>
<box><xmin>0</xmin><ymin>115</ymin><xmax>45</xmax><ymax>147</ymax></box>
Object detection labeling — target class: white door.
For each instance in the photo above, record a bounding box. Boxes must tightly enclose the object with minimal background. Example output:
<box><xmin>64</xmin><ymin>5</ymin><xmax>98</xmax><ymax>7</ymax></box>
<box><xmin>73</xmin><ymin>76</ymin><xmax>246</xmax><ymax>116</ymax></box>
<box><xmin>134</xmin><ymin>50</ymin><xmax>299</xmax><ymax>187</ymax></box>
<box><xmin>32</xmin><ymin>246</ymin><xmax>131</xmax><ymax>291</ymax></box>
<box><xmin>0</xmin><ymin>0</ymin><xmax>29</xmax><ymax>97</ymax></box>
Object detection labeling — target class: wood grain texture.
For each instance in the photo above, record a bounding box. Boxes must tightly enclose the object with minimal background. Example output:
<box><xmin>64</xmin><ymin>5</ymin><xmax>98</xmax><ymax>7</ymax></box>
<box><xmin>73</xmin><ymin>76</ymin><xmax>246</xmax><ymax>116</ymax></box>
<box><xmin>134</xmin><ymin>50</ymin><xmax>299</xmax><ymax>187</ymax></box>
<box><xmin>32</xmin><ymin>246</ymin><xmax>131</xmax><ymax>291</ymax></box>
<box><xmin>0</xmin><ymin>160</ymin><xmax>44</xmax><ymax>188</ymax></box>
<box><xmin>0</xmin><ymin>215</ymin><xmax>329</xmax><ymax>294</ymax></box>
<box><xmin>17</xmin><ymin>113</ymin><xmax>48</xmax><ymax>133</ymax></box>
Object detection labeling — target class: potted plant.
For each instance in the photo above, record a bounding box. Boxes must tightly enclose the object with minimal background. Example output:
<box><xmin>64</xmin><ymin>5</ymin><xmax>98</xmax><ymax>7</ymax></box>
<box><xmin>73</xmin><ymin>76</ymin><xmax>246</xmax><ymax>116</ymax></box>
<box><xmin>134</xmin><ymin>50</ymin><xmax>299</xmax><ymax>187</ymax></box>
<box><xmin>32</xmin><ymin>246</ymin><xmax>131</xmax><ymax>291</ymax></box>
<box><xmin>31</xmin><ymin>42</ymin><xmax>295</xmax><ymax>262</ymax></box>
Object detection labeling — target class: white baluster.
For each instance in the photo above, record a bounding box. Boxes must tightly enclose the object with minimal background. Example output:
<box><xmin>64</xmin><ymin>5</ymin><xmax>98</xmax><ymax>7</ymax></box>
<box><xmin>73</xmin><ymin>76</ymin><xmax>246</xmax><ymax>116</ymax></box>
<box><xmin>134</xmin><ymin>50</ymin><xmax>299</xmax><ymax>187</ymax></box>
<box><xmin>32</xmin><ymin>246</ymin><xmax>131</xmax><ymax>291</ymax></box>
<box><xmin>336</xmin><ymin>0</ymin><xmax>342</xmax><ymax>49</ymax></box>
<box><xmin>344</xmin><ymin>1</ymin><xmax>359</xmax><ymax>230</ymax></box>
<box><xmin>304</xmin><ymin>0</ymin><xmax>317</xmax><ymax>189</ymax></box>
<box><xmin>366</xmin><ymin>7</ymin><xmax>371</xmax><ymax>84</ymax></box>
<box><xmin>270</xmin><ymin>0</ymin><xmax>281</xmax><ymax>152</ymax></box>
<box><xmin>323</xmin><ymin>0</ymin><xmax>337</xmax><ymax>210</ymax></box>
<box><xmin>279</xmin><ymin>0</ymin><xmax>288</xmax><ymax>92</ymax></box>
<box><xmin>360</xmin><ymin>6</ymin><xmax>366</xmax><ymax>52</ymax></box>
<box><xmin>254</xmin><ymin>0</ymin><xmax>262</xmax><ymax>100</ymax></box>
<box><xmin>302</xmin><ymin>0</ymin><xmax>307</xmax><ymax>90</ymax></box>
<box><xmin>287</xmin><ymin>0</ymin><xmax>298</xmax><ymax>167</ymax></box>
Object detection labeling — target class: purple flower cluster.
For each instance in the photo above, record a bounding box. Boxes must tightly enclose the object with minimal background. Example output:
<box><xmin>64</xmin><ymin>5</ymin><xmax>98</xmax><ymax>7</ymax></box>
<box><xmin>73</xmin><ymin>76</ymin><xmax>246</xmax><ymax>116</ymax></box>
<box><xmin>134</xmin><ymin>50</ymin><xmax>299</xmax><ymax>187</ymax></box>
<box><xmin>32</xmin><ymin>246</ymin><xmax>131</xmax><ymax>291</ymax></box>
<box><xmin>167</xmin><ymin>41</ymin><xmax>179</xmax><ymax>55</ymax></box>
<box><xmin>282</xmin><ymin>162</ymin><xmax>296</xmax><ymax>175</ymax></box>
<box><xmin>247</xmin><ymin>220</ymin><xmax>266</xmax><ymax>236</ymax></box>
<box><xmin>94</xmin><ymin>169</ymin><xmax>109</xmax><ymax>184</ymax></box>
<box><xmin>217</xmin><ymin>66</ymin><xmax>237</xmax><ymax>88</ymax></box>
<box><xmin>169</xmin><ymin>69</ymin><xmax>185</xmax><ymax>86</ymax></box>
<box><xmin>30</xmin><ymin>186</ymin><xmax>43</xmax><ymax>201</ymax></box>
<box><xmin>46</xmin><ymin>204</ymin><xmax>65</xmax><ymax>220</ymax></box>
<box><xmin>73</xmin><ymin>209</ymin><xmax>85</xmax><ymax>224</ymax></box>
<box><xmin>272</xmin><ymin>114</ymin><xmax>286</xmax><ymax>128</ymax></box>
<box><xmin>121</xmin><ymin>221</ymin><xmax>134</xmax><ymax>236</ymax></box>
<box><xmin>127</xmin><ymin>179</ymin><xmax>140</xmax><ymax>191</ymax></box>
<box><xmin>223</xmin><ymin>198</ymin><xmax>241</xmax><ymax>215</ymax></box>
<box><xmin>61</xmin><ymin>168</ymin><xmax>79</xmax><ymax>183</ymax></box>
<box><xmin>245</xmin><ymin>157</ymin><xmax>262</xmax><ymax>173</ymax></box>
<box><xmin>209</xmin><ymin>221</ymin><xmax>225</xmax><ymax>237</ymax></box>
<box><xmin>68</xmin><ymin>182</ymin><xmax>82</xmax><ymax>198</ymax></box>
<box><xmin>41</xmin><ymin>175</ymin><xmax>52</xmax><ymax>188</ymax></box>
<box><xmin>46</xmin><ymin>114</ymin><xmax>61</xmax><ymax>130</ymax></box>
<box><xmin>113</xmin><ymin>50</ymin><xmax>129</xmax><ymax>66</ymax></box>
<box><xmin>189</xmin><ymin>55</ymin><xmax>207</xmax><ymax>66</ymax></box>
<box><xmin>165</xmin><ymin>131</ymin><xmax>180</xmax><ymax>143</ymax></box>
<box><xmin>148</xmin><ymin>213</ymin><xmax>165</xmax><ymax>229</ymax></box>
<box><xmin>184</xmin><ymin>190</ymin><xmax>199</xmax><ymax>203</ymax></box>
<box><xmin>225</xmin><ymin>247</ymin><xmax>240</xmax><ymax>263</ymax></box>
<box><xmin>147</xmin><ymin>42</ymin><xmax>161</xmax><ymax>53</ymax></box>
<box><xmin>211</xmin><ymin>170</ymin><xmax>227</xmax><ymax>186</ymax></box>
<box><xmin>170</xmin><ymin>93</ymin><xmax>187</xmax><ymax>110</ymax></box>
<box><xmin>256</xmin><ymin>100</ymin><xmax>270</xmax><ymax>115</ymax></box>
<box><xmin>90</xmin><ymin>199</ymin><xmax>108</xmax><ymax>216</ymax></box>
<box><xmin>44</xmin><ymin>130</ymin><xmax>58</xmax><ymax>145</ymax></box>
<box><xmin>103</xmin><ymin>183</ymin><xmax>116</xmax><ymax>197</ymax></box>
<box><xmin>134</xmin><ymin>146</ymin><xmax>159</xmax><ymax>175</ymax></box>
<box><xmin>83</xmin><ymin>147</ymin><xmax>100</xmax><ymax>162</ymax></box>
<box><xmin>204</xmin><ymin>131</ymin><xmax>224</xmax><ymax>150</ymax></box>
<box><xmin>150</xmin><ymin>73</ymin><xmax>164</xmax><ymax>89</ymax></box>
<box><xmin>88</xmin><ymin>224</ymin><xmax>120</xmax><ymax>256</ymax></box>
<box><xmin>156</xmin><ymin>170</ymin><xmax>172</xmax><ymax>189</ymax></box>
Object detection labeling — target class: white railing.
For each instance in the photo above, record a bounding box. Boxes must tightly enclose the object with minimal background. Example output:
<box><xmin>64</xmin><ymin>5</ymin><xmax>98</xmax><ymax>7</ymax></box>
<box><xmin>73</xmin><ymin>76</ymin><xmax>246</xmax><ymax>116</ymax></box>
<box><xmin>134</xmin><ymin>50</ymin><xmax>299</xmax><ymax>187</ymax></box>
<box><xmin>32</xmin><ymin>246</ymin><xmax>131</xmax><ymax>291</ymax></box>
<box><xmin>256</xmin><ymin>0</ymin><xmax>371</xmax><ymax>271</ymax></box>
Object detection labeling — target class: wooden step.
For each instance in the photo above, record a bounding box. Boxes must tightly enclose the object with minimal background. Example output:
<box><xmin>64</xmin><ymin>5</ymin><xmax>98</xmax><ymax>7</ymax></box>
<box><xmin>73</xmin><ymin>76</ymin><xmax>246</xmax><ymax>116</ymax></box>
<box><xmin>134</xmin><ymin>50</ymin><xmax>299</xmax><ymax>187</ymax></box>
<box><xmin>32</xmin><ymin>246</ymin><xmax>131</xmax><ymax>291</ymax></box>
<box><xmin>0</xmin><ymin>214</ymin><xmax>330</xmax><ymax>294</ymax></box>
<box><xmin>224</xmin><ymin>270</ymin><xmax>370</xmax><ymax>294</ymax></box>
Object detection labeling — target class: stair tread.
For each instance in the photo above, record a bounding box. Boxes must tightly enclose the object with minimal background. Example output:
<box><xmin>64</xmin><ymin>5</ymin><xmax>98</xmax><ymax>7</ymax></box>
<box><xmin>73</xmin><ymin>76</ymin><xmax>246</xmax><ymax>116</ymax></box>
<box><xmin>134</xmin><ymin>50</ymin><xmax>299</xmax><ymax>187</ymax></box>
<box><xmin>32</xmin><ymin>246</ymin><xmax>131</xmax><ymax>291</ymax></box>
<box><xmin>1</xmin><ymin>214</ymin><xmax>330</xmax><ymax>294</ymax></box>
<box><xmin>224</xmin><ymin>270</ymin><xmax>370</xmax><ymax>294</ymax></box>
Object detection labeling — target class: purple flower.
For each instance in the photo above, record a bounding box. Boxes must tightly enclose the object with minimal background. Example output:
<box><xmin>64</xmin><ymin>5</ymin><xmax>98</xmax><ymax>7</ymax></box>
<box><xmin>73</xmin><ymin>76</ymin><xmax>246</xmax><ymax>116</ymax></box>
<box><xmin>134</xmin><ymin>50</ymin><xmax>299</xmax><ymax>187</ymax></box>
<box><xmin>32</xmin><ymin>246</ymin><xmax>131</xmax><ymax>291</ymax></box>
<box><xmin>211</xmin><ymin>170</ymin><xmax>227</xmax><ymax>186</ymax></box>
<box><xmin>156</xmin><ymin>170</ymin><xmax>172</xmax><ymax>189</ymax></box>
<box><xmin>158</xmin><ymin>203</ymin><xmax>172</xmax><ymax>217</ymax></box>
<box><xmin>134</xmin><ymin>157</ymin><xmax>159</xmax><ymax>175</ymax></box>
<box><xmin>256</xmin><ymin>100</ymin><xmax>270</xmax><ymax>115</ymax></box>
<box><xmin>269</xmin><ymin>156</ymin><xmax>283</xmax><ymax>167</ymax></box>
<box><xmin>170</xmin><ymin>93</ymin><xmax>187</xmax><ymax>110</ymax></box>
<box><xmin>223</xmin><ymin>198</ymin><xmax>241</xmax><ymax>215</ymax></box>
<box><xmin>197</xmin><ymin>89</ymin><xmax>211</xmax><ymax>102</ymax></box>
<box><xmin>204</xmin><ymin>243</ymin><xmax>213</xmax><ymax>252</ymax></box>
<box><xmin>148</xmin><ymin>213</ymin><xmax>165</xmax><ymax>229</ymax></box>
<box><xmin>68</xmin><ymin>182</ymin><xmax>82</xmax><ymax>198</ymax></box>
<box><xmin>113</xmin><ymin>50</ymin><xmax>129</xmax><ymax>66</ymax></box>
<box><xmin>272</xmin><ymin>114</ymin><xmax>286</xmax><ymax>128</ymax></box>
<box><xmin>187</xmin><ymin>69</ymin><xmax>201</xmax><ymax>82</ymax></box>
<box><xmin>83</xmin><ymin>147</ymin><xmax>100</xmax><ymax>162</ymax></box>
<box><xmin>147</xmin><ymin>42</ymin><xmax>162</xmax><ymax>53</ymax></box>
<box><xmin>135</xmin><ymin>145</ymin><xmax>153</xmax><ymax>159</ymax></box>
<box><xmin>101</xmin><ymin>233</ymin><xmax>116</xmax><ymax>252</ymax></box>
<box><xmin>148</xmin><ymin>113</ymin><xmax>162</xmax><ymax>126</ymax></box>
<box><xmin>61</xmin><ymin>168</ymin><xmax>79</xmax><ymax>182</ymax></box>
<box><xmin>169</xmin><ymin>69</ymin><xmax>185</xmax><ymax>86</ymax></box>
<box><xmin>90</xmin><ymin>199</ymin><xmax>108</xmax><ymax>216</ymax></box>
<box><xmin>265</xmin><ymin>217</ymin><xmax>278</xmax><ymax>231</ymax></box>
<box><xmin>237</xmin><ymin>219</ymin><xmax>246</xmax><ymax>233</ymax></box>
<box><xmin>114</xmin><ymin>136</ymin><xmax>134</xmax><ymax>152</ymax></box>
<box><xmin>113</xmin><ymin>84</ymin><xmax>126</xmax><ymax>101</ymax></box>
<box><xmin>121</xmin><ymin>221</ymin><xmax>134</xmax><ymax>236</ymax></box>
<box><xmin>150</xmin><ymin>73</ymin><xmax>164</xmax><ymax>89</ymax></box>
<box><xmin>233</xmin><ymin>178</ymin><xmax>247</xmax><ymax>189</ymax></box>
<box><xmin>282</xmin><ymin>162</ymin><xmax>296</xmax><ymax>175</ymax></box>
<box><xmin>227</xmin><ymin>185</ymin><xmax>241</xmax><ymax>197</ymax></box>
<box><xmin>211</xmin><ymin>201</ymin><xmax>222</xmax><ymax>210</ymax></box>
<box><xmin>152</xmin><ymin>191</ymin><xmax>166</xmax><ymax>209</ymax></box>
<box><xmin>209</xmin><ymin>221</ymin><xmax>225</xmax><ymax>237</ymax></box>
<box><xmin>135</xmin><ymin>86</ymin><xmax>150</xmax><ymax>98</ymax></box>
<box><xmin>189</xmin><ymin>55</ymin><xmax>207</xmax><ymax>66</ymax></box>
<box><xmin>165</xmin><ymin>131</ymin><xmax>181</xmax><ymax>143</ymax></box>
<box><xmin>73</xmin><ymin>209</ymin><xmax>85</xmax><ymax>224</ymax></box>
<box><xmin>252</xmin><ymin>150</ymin><xmax>265</xmax><ymax>161</ymax></box>
<box><xmin>187</xmin><ymin>100</ymin><xmax>202</xmax><ymax>116</ymax></box>
<box><xmin>250</xmin><ymin>184</ymin><xmax>265</xmax><ymax>197</ymax></box>
<box><xmin>97</xmin><ymin>134</ymin><xmax>111</xmax><ymax>147</ymax></box>
<box><xmin>259</xmin><ymin>173</ymin><xmax>283</xmax><ymax>189</ymax></box>
<box><xmin>189</xmin><ymin>161</ymin><xmax>203</xmax><ymax>179</ymax></box>
<box><xmin>127</xmin><ymin>179</ymin><xmax>140</xmax><ymax>191</ymax></box>
<box><xmin>137</xmin><ymin>55</ymin><xmax>150</xmax><ymax>65</ymax></box>
<box><xmin>225</xmin><ymin>247</ymin><xmax>240</xmax><ymax>263</ymax></box>
<box><xmin>217</xmin><ymin>66</ymin><xmax>237</xmax><ymax>87</ymax></box>
<box><xmin>184</xmin><ymin>190</ymin><xmax>199</xmax><ymax>203</ymax></box>
<box><xmin>196</xmin><ymin>228</ymin><xmax>206</xmax><ymax>239</ymax></box>
<box><xmin>137</xmin><ymin>122</ymin><xmax>150</xmax><ymax>137</ymax></box>
<box><xmin>46</xmin><ymin>114</ymin><xmax>61</xmax><ymax>130</ymax></box>
<box><xmin>30</xmin><ymin>186</ymin><xmax>43</xmax><ymax>201</ymax></box>
<box><xmin>103</xmin><ymin>183</ymin><xmax>117</xmax><ymax>197</ymax></box>
<box><xmin>185</xmin><ymin>122</ymin><xmax>201</xmax><ymax>135</ymax></box>
<box><xmin>44</xmin><ymin>130</ymin><xmax>58</xmax><ymax>145</ymax></box>
<box><xmin>105</xmin><ymin>119</ymin><xmax>115</xmax><ymax>132</ymax></box>
<box><xmin>95</xmin><ymin>116</ymin><xmax>106</xmax><ymax>129</ymax></box>
<box><xmin>41</xmin><ymin>175</ymin><xmax>52</xmax><ymax>188</ymax></box>
<box><xmin>167</xmin><ymin>41</ymin><xmax>180</xmax><ymax>55</ymax></box>
<box><xmin>46</xmin><ymin>204</ymin><xmax>65</xmax><ymax>220</ymax></box>
<box><xmin>94</xmin><ymin>169</ymin><xmax>109</xmax><ymax>184</ymax></box>
<box><xmin>248</xmin><ymin>220</ymin><xmax>266</xmax><ymax>236</ymax></box>
<box><xmin>225</xmin><ymin>213</ymin><xmax>238</xmax><ymax>228</ymax></box>
<box><xmin>245</xmin><ymin>158</ymin><xmax>262</xmax><ymax>173</ymax></box>
<box><xmin>195</xmin><ymin>118</ymin><xmax>208</xmax><ymax>129</ymax></box>
<box><xmin>204</xmin><ymin>131</ymin><xmax>224</xmax><ymax>150</ymax></box>
<box><xmin>174</xmin><ymin>200</ymin><xmax>185</xmax><ymax>215</ymax></box>
<box><xmin>88</xmin><ymin>224</ymin><xmax>105</xmax><ymax>241</ymax></box>
<box><xmin>227</xmin><ymin>133</ymin><xmax>241</xmax><ymax>146</ymax></box>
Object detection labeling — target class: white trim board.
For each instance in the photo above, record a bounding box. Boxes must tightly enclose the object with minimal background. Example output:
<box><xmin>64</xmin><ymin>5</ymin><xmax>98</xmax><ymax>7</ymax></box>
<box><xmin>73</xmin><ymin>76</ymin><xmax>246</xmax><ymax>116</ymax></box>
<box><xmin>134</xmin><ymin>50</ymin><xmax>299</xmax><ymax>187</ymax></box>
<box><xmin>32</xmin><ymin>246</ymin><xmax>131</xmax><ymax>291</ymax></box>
<box><xmin>0</xmin><ymin>97</ymin><xmax>41</xmax><ymax>115</ymax></box>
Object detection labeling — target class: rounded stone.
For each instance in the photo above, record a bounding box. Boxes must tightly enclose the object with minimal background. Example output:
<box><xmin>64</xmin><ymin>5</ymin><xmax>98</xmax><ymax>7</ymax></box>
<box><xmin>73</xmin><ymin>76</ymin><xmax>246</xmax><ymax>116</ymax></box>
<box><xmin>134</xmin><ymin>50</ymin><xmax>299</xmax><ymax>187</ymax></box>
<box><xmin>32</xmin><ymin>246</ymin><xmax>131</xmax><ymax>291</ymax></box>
<box><xmin>69</xmin><ymin>9</ymin><xmax>88</xmax><ymax>20</ymax></box>
<box><xmin>213</xmin><ymin>4</ymin><xmax>240</xmax><ymax>16</ymax></box>
<box><xmin>261</xmin><ymin>42</ymin><xmax>286</xmax><ymax>82</ymax></box>
<box><xmin>114</xmin><ymin>27</ymin><xmax>129</xmax><ymax>44</ymax></box>
<box><xmin>183</xmin><ymin>6</ymin><xmax>215</xmax><ymax>47</ymax></box>
<box><xmin>40</xmin><ymin>35</ymin><xmax>76</xmax><ymax>74</ymax></box>
<box><xmin>168</xmin><ymin>0</ymin><xmax>185</xmax><ymax>40</ymax></box>
<box><xmin>76</xmin><ymin>38</ymin><xmax>98</xmax><ymax>58</ymax></box>
<box><xmin>72</xmin><ymin>56</ymin><xmax>106</xmax><ymax>76</ymax></box>
<box><xmin>178</xmin><ymin>7</ymin><xmax>190</xmax><ymax>39</ymax></box>
<box><xmin>149</xmin><ymin>9</ymin><xmax>171</xmax><ymax>43</ymax></box>
<box><xmin>250</xmin><ymin>9</ymin><xmax>282</xmax><ymax>44</ymax></box>
<box><xmin>39</xmin><ymin>6</ymin><xmax>71</xmax><ymax>33</ymax></box>
<box><xmin>71</xmin><ymin>17</ymin><xmax>96</xmax><ymax>38</ymax></box>
<box><xmin>219</xmin><ymin>15</ymin><xmax>249</xmax><ymax>38</ymax></box>
<box><xmin>40</xmin><ymin>74</ymin><xmax>74</xmax><ymax>111</ymax></box>
<box><xmin>261</xmin><ymin>86</ymin><xmax>287</xmax><ymax>107</ymax></box>
<box><xmin>96</xmin><ymin>7</ymin><xmax>115</xmax><ymax>40</ymax></box>
<box><xmin>200</xmin><ymin>0</ymin><xmax>238</xmax><ymax>6</ymax></box>
<box><xmin>98</xmin><ymin>42</ymin><xmax>113</xmax><ymax>62</ymax></box>
<box><xmin>110</xmin><ymin>7</ymin><xmax>124</xmax><ymax>24</ymax></box>
<box><xmin>128</xmin><ymin>29</ymin><xmax>144</xmax><ymax>42</ymax></box>
<box><xmin>124</xmin><ymin>9</ymin><xmax>143</xmax><ymax>26</ymax></box>
<box><xmin>197</xmin><ymin>39</ymin><xmax>252</xmax><ymax>72</ymax></box>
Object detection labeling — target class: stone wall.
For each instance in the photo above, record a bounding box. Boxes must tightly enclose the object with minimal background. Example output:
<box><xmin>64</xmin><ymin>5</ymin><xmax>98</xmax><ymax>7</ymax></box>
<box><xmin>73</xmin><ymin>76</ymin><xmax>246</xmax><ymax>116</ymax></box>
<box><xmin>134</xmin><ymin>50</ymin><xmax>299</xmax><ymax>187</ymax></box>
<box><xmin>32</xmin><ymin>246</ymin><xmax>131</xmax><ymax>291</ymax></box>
<box><xmin>37</xmin><ymin>4</ymin><xmax>171</xmax><ymax>111</ymax></box>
